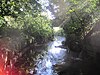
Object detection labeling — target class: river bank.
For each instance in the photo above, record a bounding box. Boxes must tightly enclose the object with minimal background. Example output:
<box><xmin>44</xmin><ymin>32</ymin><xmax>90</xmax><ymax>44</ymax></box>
<box><xmin>59</xmin><ymin>20</ymin><xmax>100</xmax><ymax>75</ymax></box>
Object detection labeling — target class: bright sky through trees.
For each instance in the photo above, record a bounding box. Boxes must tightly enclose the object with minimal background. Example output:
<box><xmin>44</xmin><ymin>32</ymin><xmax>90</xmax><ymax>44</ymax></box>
<box><xmin>39</xmin><ymin>0</ymin><xmax>55</xmax><ymax>19</ymax></box>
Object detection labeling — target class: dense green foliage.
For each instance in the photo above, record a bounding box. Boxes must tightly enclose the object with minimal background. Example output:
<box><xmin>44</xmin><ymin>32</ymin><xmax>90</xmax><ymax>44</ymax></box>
<box><xmin>64</xmin><ymin>0</ymin><xmax>99</xmax><ymax>37</ymax></box>
<box><xmin>0</xmin><ymin>0</ymin><xmax>99</xmax><ymax>73</ymax></box>
<box><xmin>0</xmin><ymin>0</ymin><xmax>41</xmax><ymax>17</ymax></box>
<box><xmin>62</xmin><ymin>0</ymin><xmax>100</xmax><ymax>51</ymax></box>
<box><xmin>0</xmin><ymin>0</ymin><xmax>53</xmax><ymax>44</ymax></box>
<box><xmin>46</xmin><ymin>0</ymin><xmax>99</xmax><ymax>37</ymax></box>
<box><xmin>64</xmin><ymin>11</ymin><xmax>92</xmax><ymax>37</ymax></box>
<box><xmin>0</xmin><ymin>0</ymin><xmax>53</xmax><ymax>72</ymax></box>
<box><xmin>46</xmin><ymin>0</ymin><xmax>99</xmax><ymax>51</ymax></box>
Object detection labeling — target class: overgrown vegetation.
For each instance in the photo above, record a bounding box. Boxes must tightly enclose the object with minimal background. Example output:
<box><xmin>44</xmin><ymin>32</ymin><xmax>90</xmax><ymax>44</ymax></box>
<box><xmin>46</xmin><ymin>0</ymin><xmax>99</xmax><ymax>51</ymax></box>
<box><xmin>0</xmin><ymin>0</ymin><xmax>53</xmax><ymax>74</ymax></box>
<box><xmin>0</xmin><ymin>0</ymin><xmax>53</xmax><ymax>44</ymax></box>
<box><xmin>0</xmin><ymin>0</ymin><xmax>100</xmax><ymax>74</ymax></box>
<box><xmin>63</xmin><ymin>0</ymin><xmax>100</xmax><ymax>51</ymax></box>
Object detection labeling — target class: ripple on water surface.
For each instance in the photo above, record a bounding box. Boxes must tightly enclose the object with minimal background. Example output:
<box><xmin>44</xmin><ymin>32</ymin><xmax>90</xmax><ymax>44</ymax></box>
<box><xmin>35</xmin><ymin>36</ymin><xmax>67</xmax><ymax>75</ymax></box>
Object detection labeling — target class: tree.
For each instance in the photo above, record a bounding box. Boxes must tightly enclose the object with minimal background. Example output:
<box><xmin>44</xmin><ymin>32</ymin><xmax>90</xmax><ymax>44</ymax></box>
<box><xmin>0</xmin><ymin>0</ymin><xmax>41</xmax><ymax>17</ymax></box>
<box><xmin>0</xmin><ymin>0</ymin><xmax>53</xmax><ymax>73</ymax></box>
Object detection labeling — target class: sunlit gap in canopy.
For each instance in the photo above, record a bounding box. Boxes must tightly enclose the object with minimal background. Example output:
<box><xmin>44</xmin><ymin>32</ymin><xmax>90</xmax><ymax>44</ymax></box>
<box><xmin>53</xmin><ymin>27</ymin><xmax>62</xmax><ymax>32</ymax></box>
<box><xmin>39</xmin><ymin>0</ymin><xmax>55</xmax><ymax>20</ymax></box>
<box><xmin>41</xmin><ymin>10</ymin><xmax>55</xmax><ymax>20</ymax></box>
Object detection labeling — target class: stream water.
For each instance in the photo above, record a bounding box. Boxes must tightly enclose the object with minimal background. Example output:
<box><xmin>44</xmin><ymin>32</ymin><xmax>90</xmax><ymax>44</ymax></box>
<box><xmin>33</xmin><ymin>36</ymin><xmax>67</xmax><ymax>75</ymax></box>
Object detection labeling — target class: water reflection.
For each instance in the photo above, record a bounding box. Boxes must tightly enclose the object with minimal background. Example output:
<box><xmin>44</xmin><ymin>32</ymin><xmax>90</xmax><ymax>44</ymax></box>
<box><xmin>35</xmin><ymin>36</ymin><xmax>67</xmax><ymax>75</ymax></box>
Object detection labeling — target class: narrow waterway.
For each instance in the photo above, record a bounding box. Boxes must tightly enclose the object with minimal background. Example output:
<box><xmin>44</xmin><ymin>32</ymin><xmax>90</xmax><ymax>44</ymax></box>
<box><xmin>33</xmin><ymin>36</ymin><xmax>67</xmax><ymax>75</ymax></box>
